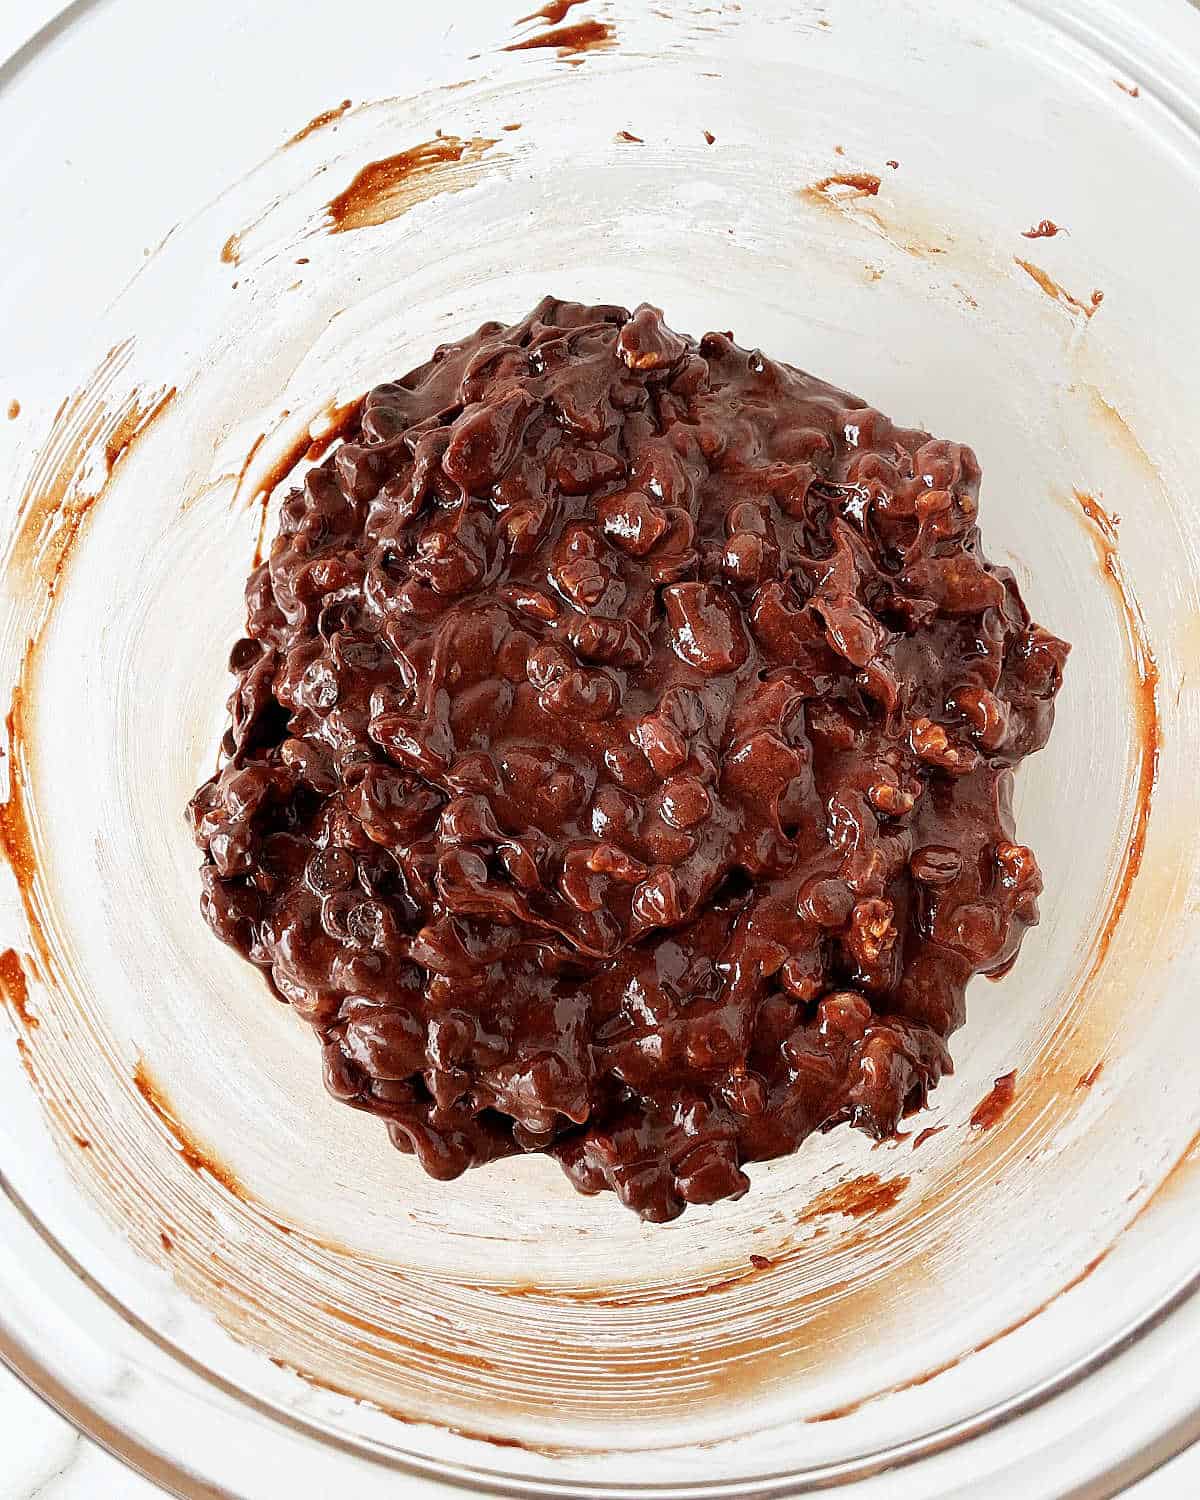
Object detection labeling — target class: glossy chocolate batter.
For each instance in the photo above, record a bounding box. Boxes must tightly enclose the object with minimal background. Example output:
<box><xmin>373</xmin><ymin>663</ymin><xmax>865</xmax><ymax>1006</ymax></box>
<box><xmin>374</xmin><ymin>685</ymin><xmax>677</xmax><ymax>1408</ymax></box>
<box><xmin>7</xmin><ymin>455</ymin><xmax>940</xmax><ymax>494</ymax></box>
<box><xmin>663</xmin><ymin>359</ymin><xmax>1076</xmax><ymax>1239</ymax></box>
<box><xmin>189</xmin><ymin>297</ymin><xmax>1068</xmax><ymax>1221</ymax></box>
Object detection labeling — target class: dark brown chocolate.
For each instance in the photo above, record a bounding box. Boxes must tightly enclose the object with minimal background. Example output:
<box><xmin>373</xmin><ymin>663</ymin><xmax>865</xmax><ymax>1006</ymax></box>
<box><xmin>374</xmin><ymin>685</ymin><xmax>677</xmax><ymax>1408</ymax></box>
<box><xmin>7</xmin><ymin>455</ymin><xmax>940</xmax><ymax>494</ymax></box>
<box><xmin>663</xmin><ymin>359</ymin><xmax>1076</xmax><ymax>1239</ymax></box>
<box><xmin>189</xmin><ymin>297</ymin><xmax>1068</xmax><ymax>1221</ymax></box>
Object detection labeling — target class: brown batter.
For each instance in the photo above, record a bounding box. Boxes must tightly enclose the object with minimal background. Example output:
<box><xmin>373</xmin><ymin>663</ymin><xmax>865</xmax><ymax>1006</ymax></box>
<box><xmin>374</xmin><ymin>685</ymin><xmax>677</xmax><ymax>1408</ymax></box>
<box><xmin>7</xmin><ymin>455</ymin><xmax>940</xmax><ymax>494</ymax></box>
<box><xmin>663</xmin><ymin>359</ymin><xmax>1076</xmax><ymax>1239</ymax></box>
<box><xmin>189</xmin><ymin>297</ymin><xmax>1068</xmax><ymax>1220</ymax></box>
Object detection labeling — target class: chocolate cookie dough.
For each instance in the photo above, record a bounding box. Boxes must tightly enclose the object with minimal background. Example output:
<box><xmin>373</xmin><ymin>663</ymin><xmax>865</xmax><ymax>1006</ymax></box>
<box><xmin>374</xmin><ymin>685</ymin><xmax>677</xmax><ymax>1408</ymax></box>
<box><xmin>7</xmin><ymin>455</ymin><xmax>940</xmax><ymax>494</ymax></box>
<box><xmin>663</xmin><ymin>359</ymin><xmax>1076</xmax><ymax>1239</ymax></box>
<box><xmin>189</xmin><ymin>297</ymin><xmax>1068</xmax><ymax>1221</ymax></box>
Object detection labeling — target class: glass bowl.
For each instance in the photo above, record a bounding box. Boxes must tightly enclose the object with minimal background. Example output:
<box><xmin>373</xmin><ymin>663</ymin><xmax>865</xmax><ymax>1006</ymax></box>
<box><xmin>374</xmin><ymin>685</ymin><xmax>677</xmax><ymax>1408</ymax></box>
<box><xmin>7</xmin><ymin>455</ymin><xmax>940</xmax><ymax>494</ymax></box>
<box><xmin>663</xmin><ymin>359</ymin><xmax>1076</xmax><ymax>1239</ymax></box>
<box><xmin>2</xmin><ymin>0</ymin><xmax>1200</xmax><ymax>1495</ymax></box>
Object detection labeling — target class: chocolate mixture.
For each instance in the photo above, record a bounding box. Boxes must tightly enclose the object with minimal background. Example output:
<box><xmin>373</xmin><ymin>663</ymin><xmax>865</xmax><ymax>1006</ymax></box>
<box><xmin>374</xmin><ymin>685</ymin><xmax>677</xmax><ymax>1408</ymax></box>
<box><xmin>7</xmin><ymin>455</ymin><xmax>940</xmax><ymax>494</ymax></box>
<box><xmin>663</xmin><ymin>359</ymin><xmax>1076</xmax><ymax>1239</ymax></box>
<box><xmin>189</xmin><ymin>297</ymin><xmax>1068</xmax><ymax>1221</ymax></box>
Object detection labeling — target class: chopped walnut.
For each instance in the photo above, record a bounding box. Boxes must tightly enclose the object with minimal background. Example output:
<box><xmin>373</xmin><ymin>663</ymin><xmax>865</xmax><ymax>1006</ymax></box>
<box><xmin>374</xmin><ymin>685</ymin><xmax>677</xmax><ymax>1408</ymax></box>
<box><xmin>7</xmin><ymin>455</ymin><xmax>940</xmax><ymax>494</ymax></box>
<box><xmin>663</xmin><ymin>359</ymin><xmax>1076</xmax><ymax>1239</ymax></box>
<box><xmin>847</xmin><ymin>898</ymin><xmax>898</xmax><ymax>967</ymax></box>
<box><xmin>868</xmin><ymin>780</ymin><xmax>917</xmax><ymax>817</ymax></box>
<box><xmin>952</xmin><ymin>686</ymin><xmax>1010</xmax><ymax>750</ymax></box>
<box><xmin>996</xmin><ymin>840</ymin><xmax>1041</xmax><ymax>891</ymax></box>
<box><xmin>910</xmin><ymin>716</ymin><xmax>977</xmax><ymax>773</ymax></box>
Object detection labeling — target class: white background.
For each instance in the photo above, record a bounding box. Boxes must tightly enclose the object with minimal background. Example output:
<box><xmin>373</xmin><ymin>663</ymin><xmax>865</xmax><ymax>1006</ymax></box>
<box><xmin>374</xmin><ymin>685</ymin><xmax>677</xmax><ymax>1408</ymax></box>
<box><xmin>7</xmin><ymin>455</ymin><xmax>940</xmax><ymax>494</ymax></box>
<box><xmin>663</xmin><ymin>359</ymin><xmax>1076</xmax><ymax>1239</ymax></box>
<box><xmin>1</xmin><ymin>1</ymin><xmax>1199</xmax><ymax>1495</ymax></box>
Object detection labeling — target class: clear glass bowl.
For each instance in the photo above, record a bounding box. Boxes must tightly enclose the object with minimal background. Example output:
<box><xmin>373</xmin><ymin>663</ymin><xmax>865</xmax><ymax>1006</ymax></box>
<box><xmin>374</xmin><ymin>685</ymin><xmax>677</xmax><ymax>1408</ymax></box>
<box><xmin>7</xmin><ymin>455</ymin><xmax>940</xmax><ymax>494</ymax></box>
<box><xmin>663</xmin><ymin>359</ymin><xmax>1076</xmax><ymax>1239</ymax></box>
<box><xmin>2</xmin><ymin>1</ymin><xmax>1200</xmax><ymax>1495</ymax></box>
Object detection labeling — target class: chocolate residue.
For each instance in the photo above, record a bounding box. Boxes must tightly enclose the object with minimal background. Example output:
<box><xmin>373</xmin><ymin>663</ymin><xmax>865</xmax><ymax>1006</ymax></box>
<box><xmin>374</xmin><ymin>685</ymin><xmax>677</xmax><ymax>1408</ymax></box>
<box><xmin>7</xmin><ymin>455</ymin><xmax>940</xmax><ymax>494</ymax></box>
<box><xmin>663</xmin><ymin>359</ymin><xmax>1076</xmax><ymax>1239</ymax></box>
<box><xmin>0</xmin><ymin>362</ymin><xmax>177</xmax><ymax>995</ymax></box>
<box><xmin>286</xmin><ymin>98</ymin><xmax>352</xmax><ymax>147</ymax></box>
<box><xmin>970</xmin><ymin>1070</ymin><xmax>1016</xmax><ymax>1131</ymax></box>
<box><xmin>0</xmin><ymin>676</ymin><xmax>49</xmax><ymax>972</ymax></box>
<box><xmin>800</xmin><ymin>1173</ymin><xmax>910</xmax><ymax>1222</ymax></box>
<box><xmin>801</xmin><ymin>171</ymin><xmax>948</xmax><ymax>259</ymax></box>
<box><xmin>252</xmin><ymin>495</ymin><xmax>272</xmax><ymax>571</ymax></box>
<box><xmin>517</xmin><ymin>0</ymin><xmax>588</xmax><ymax>22</ymax></box>
<box><xmin>1076</xmin><ymin>1062</ymin><xmax>1104</xmax><ymax>1091</ymax></box>
<box><xmin>503</xmin><ymin>18</ymin><xmax>616</xmax><ymax>57</ymax></box>
<box><xmin>1073</xmin><ymin>488</ymin><xmax>1119</xmax><ymax>546</ymax></box>
<box><xmin>809</xmin><ymin>171</ymin><xmax>881</xmax><ymax>200</ymax></box>
<box><xmin>44</xmin><ymin>497</ymin><xmax>99</xmax><ymax>599</ymax></box>
<box><xmin>233</xmin><ymin>433</ymin><xmax>267</xmax><ymax>500</ymax></box>
<box><xmin>321</xmin><ymin>1302</ymin><xmax>505</xmax><ymax>1373</ymax></box>
<box><xmin>132</xmin><ymin>1059</ymin><xmax>243</xmax><ymax>1197</ymax></box>
<box><xmin>160</xmin><ymin>1231</ymin><xmax>174</xmax><ymax>1252</ymax></box>
<box><xmin>1088</xmin><ymin>392</ymin><xmax>1158</xmax><ymax>476</ymax></box>
<box><xmin>232</xmin><ymin>400</ymin><xmax>362</xmax><ymax>526</ymax></box>
<box><xmin>810</xmin><ymin>1250</ymin><xmax>1111</xmax><ymax>1421</ymax></box>
<box><xmin>1068</xmin><ymin>490</ymin><xmax>1160</xmax><ymax>966</ymax></box>
<box><xmin>232</xmin><ymin>401</ymin><xmax>362</xmax><ymax>570</ymax></box>
<box><xmin>12</xmin><ymin>377</ymin><xmax>176</xmax><ymax>606</ymax></box>
<box><xmin>326</xmin><ymin>135</ymin><xmax>499</xmax><ymax>233</ymax></box>
<box><xmin>220</xmin><ymin>232</ymin><xmax>241</xmax><ymax>266</ymax></box>
<box><xmin>303</xmin><ymin>398</ymin><xmax>363</xmax><ymax>463</ymax></box>
<box><xmin>1014</xmin><ymin>258</ymin><xmax>1103</xmax><ymax>319</ymax></box>
<box><xmin>26</xmin><ymin>380</ymin><xmax>177</xmax><ymax>607</ymax></box>
<box><xmin>615</xmin><ymin>129</ymin><xmax>643</xmax><ymax>144</ymax></box>
<box><xmin>809</xmin><ymin>1399</ymin><xmax>861</xmax><ymax>1422</ymax></box>
<box><xmin>503</xmin><ymin>122</ymin><xmax>523</xmax><ymax>132</ymax></box>
<box><xmin>911</xmin><ymin>1124</ymin><xmax>946</xmax><ymax>1150</ymax></box>
<box><xmin>14</xmin><ymin>1035</ymin><xmax>34</xmax><ymax>1081</ymax></box>
<box><xmin>885</xmin><ymin>159</ymin><xmax>899</xmax><ymax>170</ymax></box>
<box><xmin>6</xmin><ymin>400</ymin><xmax>18</xmax><ymax>421</ymax></box>
<box><xmin>483</xmin><ymin>1248</ymin><xmax>798</xmax><ymax>1306</ymax></box>
<box><xmin>808</xmin><ymin>1125</ymin><xmax>1200</xmax><ymax>1426</ymax></box>
<box><xmin>0</xmin><ymin>947</ymin><xmax>35</xmax><ymax>1029</ymax></box>
<box><xmin>1022</xmin><ymin>219</ymin><xmax>1065</xmax><ymax>239</ymax></box>
<box><xmin>104</xmin><ymin>387</ymin><xmax>177</xmax><ymax>474</ymax></box>
<box><xmin>269</xmin><ymin>1356</ymin><xmax>579</xmax><ymax>1457</ymax></box>
<box><xmin>1113</xmin><ymin>79</ymin><xmax>1140</xmax><ymax>98</ymax></box>
<box><xmin>703</xmin><ymin>129</ymin><xmax>716</xmax><ymax>145</ymax></box>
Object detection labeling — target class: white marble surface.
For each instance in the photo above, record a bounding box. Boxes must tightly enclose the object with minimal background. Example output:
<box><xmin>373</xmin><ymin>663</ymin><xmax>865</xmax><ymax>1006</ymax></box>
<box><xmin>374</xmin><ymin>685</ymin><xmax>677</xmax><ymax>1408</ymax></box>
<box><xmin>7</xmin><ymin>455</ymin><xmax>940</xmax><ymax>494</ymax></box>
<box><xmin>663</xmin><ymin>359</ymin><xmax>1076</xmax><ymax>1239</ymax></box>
<box><xmin>0</xmin><ymin>1362</ymin><xmax>160</xmax><ymax>1499</ymax></box>
<box><xmin>3</xmin><ymin>0</ymin><xmax>1200</xmax><ymax>1496</ymax></box>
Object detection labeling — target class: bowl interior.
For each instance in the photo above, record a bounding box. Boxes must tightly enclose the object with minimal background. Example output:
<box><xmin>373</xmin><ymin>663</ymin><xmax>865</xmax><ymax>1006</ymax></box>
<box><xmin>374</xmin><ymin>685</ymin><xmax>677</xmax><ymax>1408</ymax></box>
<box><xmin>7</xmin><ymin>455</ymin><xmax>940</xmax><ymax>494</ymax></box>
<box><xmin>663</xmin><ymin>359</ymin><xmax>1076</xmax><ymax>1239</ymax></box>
<box><xmin>2</xmin><ymin>0</ymin><xmax>1200</xmax><ymax>1490</ymax></box>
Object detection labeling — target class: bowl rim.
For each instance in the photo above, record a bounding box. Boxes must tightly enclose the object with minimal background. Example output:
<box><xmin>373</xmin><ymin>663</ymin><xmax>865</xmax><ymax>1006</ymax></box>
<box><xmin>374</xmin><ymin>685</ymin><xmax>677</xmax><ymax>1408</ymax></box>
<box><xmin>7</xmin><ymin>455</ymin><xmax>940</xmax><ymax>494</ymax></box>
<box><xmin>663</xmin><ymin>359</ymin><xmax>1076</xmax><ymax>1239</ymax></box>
<box><xmin>2</xmin><ymin>0</ymin><xmax>1200</xmax><ymax>1494</ymax></box>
